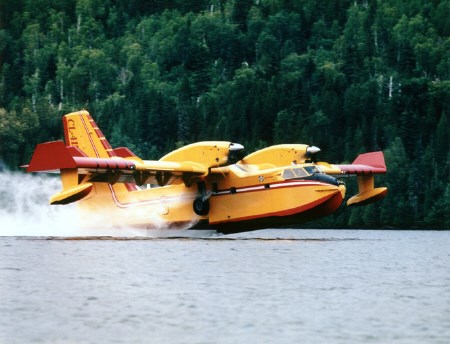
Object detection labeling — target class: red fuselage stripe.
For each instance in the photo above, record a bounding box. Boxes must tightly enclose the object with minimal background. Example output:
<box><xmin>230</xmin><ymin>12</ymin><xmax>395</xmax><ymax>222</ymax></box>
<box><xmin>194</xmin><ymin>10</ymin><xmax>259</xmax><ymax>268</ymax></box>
<box><xmin>214</xmin><ymin>180</ymin><xmax>332</xmax><ymax>195</ymax></box>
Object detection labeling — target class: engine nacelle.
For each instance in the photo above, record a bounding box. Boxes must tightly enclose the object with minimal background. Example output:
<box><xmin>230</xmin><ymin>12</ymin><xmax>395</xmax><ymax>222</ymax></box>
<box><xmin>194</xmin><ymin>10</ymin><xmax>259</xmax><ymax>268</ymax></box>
<box><xmin>240</xmin><ymin>144</ymin><xmax>320</xmax><ymax>167</ymax></box>
<box><xmin>159</xmin><ymin>141</ymin><xmax>244</xmax><ymax>169</ymax></box>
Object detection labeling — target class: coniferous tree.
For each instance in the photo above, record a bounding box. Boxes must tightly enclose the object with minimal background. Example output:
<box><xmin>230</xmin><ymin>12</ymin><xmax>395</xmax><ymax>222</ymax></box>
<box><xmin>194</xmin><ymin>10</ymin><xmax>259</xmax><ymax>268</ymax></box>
<box><xmin>0</xmin><ymin>0</ymin><xmax>448</xmax><ymax>228</ymax></box>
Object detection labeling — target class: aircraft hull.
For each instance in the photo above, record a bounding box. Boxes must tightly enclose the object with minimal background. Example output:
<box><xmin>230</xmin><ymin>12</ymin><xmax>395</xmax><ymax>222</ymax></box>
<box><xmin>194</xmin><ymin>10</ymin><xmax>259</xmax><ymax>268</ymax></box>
<box><xmin>77</xmin><ymin>180</ymin><xmax>345</xmax><ymax>233</ymax></box>
<box><xmin>210</xmin><ymin>182</ymin><xmax>345</xmax><ymax>233</ymax></box>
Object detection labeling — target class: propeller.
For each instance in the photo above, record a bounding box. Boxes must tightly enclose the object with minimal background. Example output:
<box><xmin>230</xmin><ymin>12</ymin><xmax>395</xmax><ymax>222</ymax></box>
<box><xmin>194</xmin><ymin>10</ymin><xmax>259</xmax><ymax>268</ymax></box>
<box><xmin>228</xmin><ymin>142</ymin><xmax>245</xmax><ymax>164</ymax></box>
<box><xmin>306</xmin><ymin>145</ymin><xmax>321</xmax><ymax>163</ymax></box>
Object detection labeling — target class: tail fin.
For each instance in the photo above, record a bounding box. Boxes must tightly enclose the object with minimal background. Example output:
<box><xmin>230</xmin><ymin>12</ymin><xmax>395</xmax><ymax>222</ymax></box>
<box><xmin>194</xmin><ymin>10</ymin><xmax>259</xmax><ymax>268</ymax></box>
<box><xmin>63</xmin><ymin>110</ymin><xmax>116</xmax><ymax>158</ymax></box>
<box><xmin>25</xmin><ymin>111</ymin><xmax>117</xmax><ymax>204</ymax></box>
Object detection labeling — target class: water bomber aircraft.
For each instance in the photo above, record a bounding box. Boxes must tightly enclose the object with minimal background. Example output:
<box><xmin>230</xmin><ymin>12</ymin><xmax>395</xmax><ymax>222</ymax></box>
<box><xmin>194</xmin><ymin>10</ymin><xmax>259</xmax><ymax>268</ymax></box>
<box><xmin>24</xmin><ymin>110</ymin><xmax>387</xmax><ymax>234</ymax></box>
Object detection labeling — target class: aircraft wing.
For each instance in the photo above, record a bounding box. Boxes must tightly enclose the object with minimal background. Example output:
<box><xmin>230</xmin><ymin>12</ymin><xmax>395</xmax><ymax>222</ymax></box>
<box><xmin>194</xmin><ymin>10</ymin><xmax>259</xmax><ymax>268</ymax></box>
<box><xmin>334</xmin><ymin>151</ymin><xmax>387</xmax><ymax>175</ymax></box>
<box><xmin>316</xmin><ymin>151</ymin><xmax>387</xmax><ymax>175</ymax></box>
<box><xmin>25</xmin><ymin>141</ymin><xmax>208</xmax><ymax>186</ymax></box>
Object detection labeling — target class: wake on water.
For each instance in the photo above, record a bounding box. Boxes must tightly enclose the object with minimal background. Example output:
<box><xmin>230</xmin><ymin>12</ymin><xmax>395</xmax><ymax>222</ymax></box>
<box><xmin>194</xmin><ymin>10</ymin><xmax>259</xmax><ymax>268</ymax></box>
<box><xmin>0</xmin><ymin>171</ymin><xmax>79</xmax><ymax>236</ymax></box>
<box><xmin>0</xmin><ymin>171</ymin><xmax>218</xmax><ymax>238</ymax></box>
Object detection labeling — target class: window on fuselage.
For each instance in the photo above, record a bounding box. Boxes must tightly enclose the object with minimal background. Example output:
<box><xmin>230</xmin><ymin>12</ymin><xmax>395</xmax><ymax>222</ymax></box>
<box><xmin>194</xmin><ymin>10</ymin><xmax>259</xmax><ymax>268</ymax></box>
<box><xmin>282</xmin><ymin>169</ymin><xmax>296</xmax><ymax>179</ymax></box>
<box><xmin>304</xmin><ymin>165</ymin><xmax>320</xmax><ymax>174</ymax></box>
<box><xmin>282</xmin><ymin>167</ymin><xmax>309</xmax><ymax>180</ymax></box>
<box><xmin>292</xmin><ymin>168</ymin><xmax>308</xmax><ymax>178</ymax></box>
<box><xmin>282</xmin><ymin>166</ymin><xmax>312</xmax><ymax>179</ymax></box>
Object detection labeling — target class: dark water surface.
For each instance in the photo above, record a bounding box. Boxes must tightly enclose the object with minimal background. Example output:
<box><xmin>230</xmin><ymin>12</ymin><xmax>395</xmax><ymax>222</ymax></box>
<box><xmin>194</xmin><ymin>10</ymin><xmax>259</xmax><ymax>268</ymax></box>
<box><xmin>1</xmin><ymin>229</ymin><xmax>450</xmax><ymax>344</ymax></box>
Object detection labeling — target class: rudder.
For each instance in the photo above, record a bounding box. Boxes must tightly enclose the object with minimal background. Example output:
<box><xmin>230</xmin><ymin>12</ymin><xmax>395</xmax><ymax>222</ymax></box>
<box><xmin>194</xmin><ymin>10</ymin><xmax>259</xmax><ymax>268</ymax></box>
<box><xmin>63</xmin><ymin>110</ymin><xmax>116</xmax><ymax>158</ymax></box>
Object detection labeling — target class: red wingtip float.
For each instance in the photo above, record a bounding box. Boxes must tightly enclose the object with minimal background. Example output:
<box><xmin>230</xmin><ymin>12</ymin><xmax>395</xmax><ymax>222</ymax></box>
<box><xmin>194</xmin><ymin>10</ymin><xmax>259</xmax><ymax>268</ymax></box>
<box><xmin>24</xmin><ymin>110</ymin><xmax>387</xmax><ymax>233</ymax></box>
<box><xmin>335</xmin><ymin>152</ymin><xmax>388</xmax><ymax>206</ymax></box>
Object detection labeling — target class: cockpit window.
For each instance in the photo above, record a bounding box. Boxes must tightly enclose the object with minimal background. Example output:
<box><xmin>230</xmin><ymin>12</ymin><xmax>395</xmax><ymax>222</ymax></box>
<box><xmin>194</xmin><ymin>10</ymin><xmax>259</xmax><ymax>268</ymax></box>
<box><xmin>282</xmin><ymin>169</ymin><xmax>296</xmax><ymax>179</ymax></box>
<box><xmin>304</xmin><ymin>166</ymin><xmax>320</xmax><ymax>174</ymax></box>
<box><xmin>292</xmin><ymin>168</ymin><xmax>308</xmax><ymax>178</ymax></box>
<box><xmin>282</xmin><ymin>167</ymin><xmax>310</xmax><ymax>180</ymax></box>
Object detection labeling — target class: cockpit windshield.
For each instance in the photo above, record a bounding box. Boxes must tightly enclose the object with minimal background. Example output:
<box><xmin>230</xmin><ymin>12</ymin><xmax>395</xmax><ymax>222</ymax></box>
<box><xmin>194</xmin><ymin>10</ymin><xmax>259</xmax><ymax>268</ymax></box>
<box><xmin>304</xmin><ymin>165</ymin><xmax>320</xmax><ymax>174</ymax></box>
<box><xmin>282</xmin><ymin>164</ymin><xmax>339</xmax><ymax>185</ymax></box>
<box><xmin>282</xmin><ymin>167</ymin><xmax>310</xmax><ymax>180</ymax></box>
<box><xmin>282</xmin><ymin>169</ymin><xmax>296</xmax><ymax>179</ymax></box>
<box><xmin>293</xmin><ymin>168</ymin><xmax>309</xmax><ymax>178</ymax></box>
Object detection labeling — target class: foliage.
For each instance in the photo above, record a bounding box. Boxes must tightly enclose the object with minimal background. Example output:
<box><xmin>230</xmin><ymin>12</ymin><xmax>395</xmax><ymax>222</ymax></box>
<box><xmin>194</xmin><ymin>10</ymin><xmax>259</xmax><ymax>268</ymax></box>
<box><xmin>0</xmin><ymin>0</ymin><xmax>449</xmax><ymax>228</ymax></box>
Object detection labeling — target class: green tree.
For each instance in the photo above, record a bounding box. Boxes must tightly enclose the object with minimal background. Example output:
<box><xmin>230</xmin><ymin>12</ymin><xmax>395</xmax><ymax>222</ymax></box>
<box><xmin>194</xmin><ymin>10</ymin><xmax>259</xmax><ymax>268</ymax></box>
<box><xmin>0</xmin><ymin>0</ymin><xmax>449</xmax><ymax>228</ymax></box>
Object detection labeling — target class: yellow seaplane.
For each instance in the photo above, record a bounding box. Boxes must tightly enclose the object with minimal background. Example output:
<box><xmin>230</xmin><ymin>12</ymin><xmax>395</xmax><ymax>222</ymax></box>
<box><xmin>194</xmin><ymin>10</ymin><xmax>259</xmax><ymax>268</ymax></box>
<box><xmin>24</xmin><ymin>110</ymin><xmax>387</xmax><ymax>234</ymax></box>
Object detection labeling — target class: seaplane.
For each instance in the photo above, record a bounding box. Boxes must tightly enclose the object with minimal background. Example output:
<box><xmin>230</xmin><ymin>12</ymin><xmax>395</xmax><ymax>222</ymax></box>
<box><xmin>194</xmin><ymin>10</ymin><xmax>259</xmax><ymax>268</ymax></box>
<box><xmin>24</xmin><ymin>110</ymin><xmax>387</xmax><ymax>234</ymax></box>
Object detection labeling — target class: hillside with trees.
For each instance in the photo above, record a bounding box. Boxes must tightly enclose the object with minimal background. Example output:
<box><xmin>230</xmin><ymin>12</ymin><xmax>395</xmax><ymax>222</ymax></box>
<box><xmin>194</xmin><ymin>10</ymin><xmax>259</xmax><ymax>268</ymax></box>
<box><xmin>0</xmin><ymin>0</ymin><xmax>449</xmax><ymax>228</ymax></box>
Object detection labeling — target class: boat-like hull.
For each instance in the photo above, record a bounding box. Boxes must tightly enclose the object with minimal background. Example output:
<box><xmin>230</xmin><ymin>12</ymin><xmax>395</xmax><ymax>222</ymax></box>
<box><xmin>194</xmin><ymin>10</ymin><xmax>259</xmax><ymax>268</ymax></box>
<box><xmin>77</xmin><ymin>180</ymin><xmax>345</xmax><ymax>233</ymax></box>
<box><xmin>210</xmin><ymin>181</ymin><xmax>345</xmax><ymax>233</ymax></box>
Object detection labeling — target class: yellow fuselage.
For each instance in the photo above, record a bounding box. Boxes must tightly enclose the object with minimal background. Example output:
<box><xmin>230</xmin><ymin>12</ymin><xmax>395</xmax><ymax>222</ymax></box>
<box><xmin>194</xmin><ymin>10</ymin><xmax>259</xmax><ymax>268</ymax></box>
<box><xmin>78</xmin><ymin>163</ymin><xmax>346</xmax><ymax>233</ymax></box>
<box><xmin>25</xmin><ymin>111</ymin><xmax>387</xmax><ymax>234</ymax></box>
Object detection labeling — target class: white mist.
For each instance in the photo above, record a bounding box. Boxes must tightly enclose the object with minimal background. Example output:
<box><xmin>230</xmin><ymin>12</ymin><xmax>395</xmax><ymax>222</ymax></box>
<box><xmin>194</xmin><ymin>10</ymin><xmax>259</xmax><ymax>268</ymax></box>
<box><xmin>0</xmin><ymin>171</ymin><xmax>217</xmax><ymax>238</ymax></box>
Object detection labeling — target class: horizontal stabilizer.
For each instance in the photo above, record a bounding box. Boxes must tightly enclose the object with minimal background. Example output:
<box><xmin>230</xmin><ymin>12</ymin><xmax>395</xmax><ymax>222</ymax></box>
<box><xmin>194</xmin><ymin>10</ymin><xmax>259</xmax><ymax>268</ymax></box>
<box><xmin>25</xmin><ymin>139</ymin><xmax>209</xmax><ymax>187</ymax></box>
<box><xmin>26</xmin><ymin>141</ymin><xmax>137</xmax><ymax>173</ymax></box>
<box><xmin>27</xmin><ymin>141</ymin><xmax>78</xmax><ymax>172</ymax></box>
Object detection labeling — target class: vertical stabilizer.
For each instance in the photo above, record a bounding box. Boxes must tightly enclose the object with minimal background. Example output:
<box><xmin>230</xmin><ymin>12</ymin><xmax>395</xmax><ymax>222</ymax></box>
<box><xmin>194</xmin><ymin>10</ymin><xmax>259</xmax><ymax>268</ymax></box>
<box><xmin>63</xmin><ymin>110</ymin><xmax>116</xmax><ymax>158</ymax></box>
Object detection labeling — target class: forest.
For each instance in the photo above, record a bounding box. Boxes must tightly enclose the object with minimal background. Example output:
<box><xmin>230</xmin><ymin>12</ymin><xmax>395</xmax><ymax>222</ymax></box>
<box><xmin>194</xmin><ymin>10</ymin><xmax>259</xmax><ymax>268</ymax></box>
<box><xmin>0</xmin><ymin>0</ymin><xmax>449</xmax><ymax>228</ymax></box>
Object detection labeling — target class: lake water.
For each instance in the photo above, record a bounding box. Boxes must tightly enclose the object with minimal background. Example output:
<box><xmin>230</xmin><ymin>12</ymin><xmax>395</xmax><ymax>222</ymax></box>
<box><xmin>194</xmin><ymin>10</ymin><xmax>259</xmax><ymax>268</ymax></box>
<box><xmin>1</xmin><ymin>229</ymin><xmax>450</xmax><ymax>344</ymax></box>
<box><xmin>1</xmin><ymin>172</ymin><xmax>449</xmax><ymax>343</ymax></box>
